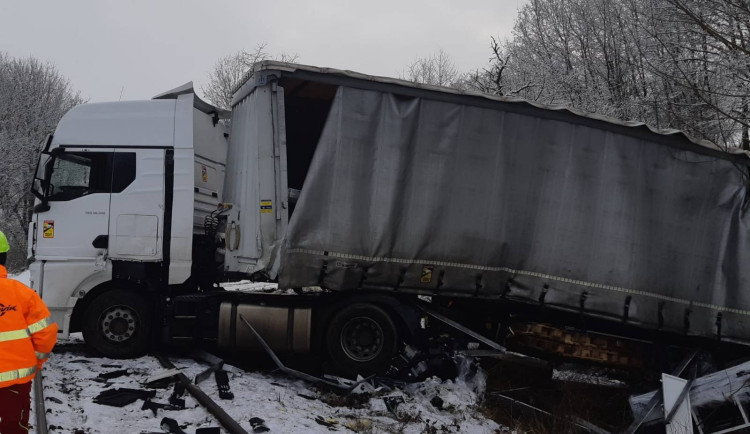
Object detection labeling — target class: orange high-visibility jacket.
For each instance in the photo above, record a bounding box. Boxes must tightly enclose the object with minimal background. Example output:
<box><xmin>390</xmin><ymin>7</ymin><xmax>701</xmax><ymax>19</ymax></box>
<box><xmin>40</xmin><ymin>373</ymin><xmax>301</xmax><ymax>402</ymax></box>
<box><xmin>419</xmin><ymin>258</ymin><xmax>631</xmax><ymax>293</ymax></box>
<box><xmin>0</xmin><ymin>265</ymin><xmax>57</xmax><ymax>388</ymax></box>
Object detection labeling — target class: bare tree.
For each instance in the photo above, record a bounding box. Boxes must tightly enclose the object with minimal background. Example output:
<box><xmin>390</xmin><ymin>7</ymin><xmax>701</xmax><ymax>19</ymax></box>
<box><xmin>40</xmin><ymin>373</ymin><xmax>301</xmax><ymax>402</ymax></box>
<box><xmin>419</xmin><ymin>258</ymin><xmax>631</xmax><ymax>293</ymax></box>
<box><xmin>466</xmin><ymin>37</ymin><xmax>535</xmax><ymax>96</ymax></box>
<box><xmin>657</xmin><ymin>0</ymin><xmax>750</xmax><ymax>149</ymax></box>
<box><xmin>201</xmin><ymin>44</ymin><xmax>299</xmax><ymax>110</ymax></box>
<box><xmin>0</xmin><ymin>53</ymin><xmax>84</xmax><ymax>270</ymax></box>
<box><xmin>478</xmin><ymin>0</ymin><xmax>749</xmax><ymax>149</ymax></box>
<box><xmin>401</xmin><ymin>49</ymin><xmax>463</xmax><ymax>88</ymax></box>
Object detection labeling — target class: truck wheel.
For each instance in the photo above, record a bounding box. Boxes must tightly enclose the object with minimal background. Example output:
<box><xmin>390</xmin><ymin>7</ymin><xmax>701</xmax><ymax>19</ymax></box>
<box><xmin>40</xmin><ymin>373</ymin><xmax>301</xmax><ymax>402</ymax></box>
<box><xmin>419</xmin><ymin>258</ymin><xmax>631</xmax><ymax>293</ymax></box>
<box><xmin>325</xmin><ymin>303</ymin><xmax>399</xmax><ymax>377</ymax></box>
<box><xmin>82</xmin><ymin>289</ymin><xmax>151</xmax><ymax>358</ymax></box>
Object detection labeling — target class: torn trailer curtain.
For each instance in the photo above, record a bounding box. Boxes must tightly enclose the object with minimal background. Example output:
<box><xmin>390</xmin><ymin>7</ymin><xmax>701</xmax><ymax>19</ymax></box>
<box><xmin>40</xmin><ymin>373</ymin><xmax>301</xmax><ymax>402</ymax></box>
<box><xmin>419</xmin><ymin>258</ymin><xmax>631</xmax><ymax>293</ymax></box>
<box><xmin>279</xmin><ymin>85</ymin><xmax>750</xmax><ymax>344</ymax></box>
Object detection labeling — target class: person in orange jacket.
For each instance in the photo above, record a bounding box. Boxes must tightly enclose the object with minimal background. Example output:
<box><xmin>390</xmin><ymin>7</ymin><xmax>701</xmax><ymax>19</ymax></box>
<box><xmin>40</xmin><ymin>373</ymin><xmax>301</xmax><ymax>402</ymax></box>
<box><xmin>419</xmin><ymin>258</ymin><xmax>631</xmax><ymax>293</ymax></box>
<box><xmin>0</xmin><ymin>230</ymin><xmax>58</xmax><ymax>433</ymax></box>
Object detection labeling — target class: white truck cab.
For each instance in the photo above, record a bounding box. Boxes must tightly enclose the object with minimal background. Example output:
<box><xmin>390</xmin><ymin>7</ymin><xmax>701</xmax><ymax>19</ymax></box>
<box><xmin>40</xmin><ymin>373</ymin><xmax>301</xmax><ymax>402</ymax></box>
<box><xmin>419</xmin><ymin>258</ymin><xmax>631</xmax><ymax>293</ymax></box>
<box><xmin>29</xmin><ymin>83</ymin><xmax>229</xmax><ymax>341</ymax></box>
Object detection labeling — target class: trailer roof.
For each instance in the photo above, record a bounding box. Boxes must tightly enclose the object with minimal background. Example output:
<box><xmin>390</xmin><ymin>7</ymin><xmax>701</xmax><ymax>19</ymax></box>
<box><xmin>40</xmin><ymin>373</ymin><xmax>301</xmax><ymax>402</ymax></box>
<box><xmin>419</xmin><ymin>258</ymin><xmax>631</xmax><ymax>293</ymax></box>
<box><xmin>233</xmin><ymin>60</ymin><xmax>748</xmax><ymax>163</ymax></box>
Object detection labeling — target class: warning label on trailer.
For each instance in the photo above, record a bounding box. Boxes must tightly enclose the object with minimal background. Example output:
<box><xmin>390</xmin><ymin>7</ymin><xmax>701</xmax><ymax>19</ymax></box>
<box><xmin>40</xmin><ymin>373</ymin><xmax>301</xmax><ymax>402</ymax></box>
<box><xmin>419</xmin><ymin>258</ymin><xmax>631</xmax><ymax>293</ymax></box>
<box><xmin>420</xmin><ymin>265</ymin><xmax>434</xmax><ymax>284</ymax></box>
<box><xmin>260</xmin><ymin>200</ymin><xmax>273</xmax><ymax>214</ymax></box>
<box><xmin>43</xmin><ymin>220</ymin><xmax>55</xmax><ymax>239</ymax></box>
<box><xmin>201</xmin><ymin>165</ymin><xmax>208</xmax><ymax>183</ymax></box>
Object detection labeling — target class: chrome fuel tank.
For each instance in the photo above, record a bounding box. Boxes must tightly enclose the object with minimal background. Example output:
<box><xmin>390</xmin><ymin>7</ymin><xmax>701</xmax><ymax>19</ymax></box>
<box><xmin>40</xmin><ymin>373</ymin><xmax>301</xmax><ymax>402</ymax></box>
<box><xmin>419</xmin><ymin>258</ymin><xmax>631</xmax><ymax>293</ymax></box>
<box><xmin>217</xmin><ymin>302</ymin><xmax>311</xmax><ymax>353</ymax></box>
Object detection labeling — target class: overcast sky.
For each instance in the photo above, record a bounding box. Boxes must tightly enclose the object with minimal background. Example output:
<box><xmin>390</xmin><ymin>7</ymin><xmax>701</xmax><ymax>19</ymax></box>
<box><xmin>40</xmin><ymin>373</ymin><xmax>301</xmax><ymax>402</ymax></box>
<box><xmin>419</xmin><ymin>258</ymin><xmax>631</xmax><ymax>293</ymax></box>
<box><xmin>0</xmin><ymin>0</ymin><xmax>523</xmax><ymax>103</ymax></box>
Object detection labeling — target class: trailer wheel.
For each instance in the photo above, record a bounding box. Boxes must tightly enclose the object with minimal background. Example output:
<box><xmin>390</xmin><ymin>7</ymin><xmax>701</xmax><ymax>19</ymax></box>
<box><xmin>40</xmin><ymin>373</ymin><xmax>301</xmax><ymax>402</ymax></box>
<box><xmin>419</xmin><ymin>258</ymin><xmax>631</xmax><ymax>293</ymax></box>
<box><xmin>325</xmin><ymin>303</ymin><xmax>399</xmax><ymax>377</ymax></box>
<box><xmin>82</xmin><ymin>289</ymin><xmax>151</xmax><ymax>358</ymax></box>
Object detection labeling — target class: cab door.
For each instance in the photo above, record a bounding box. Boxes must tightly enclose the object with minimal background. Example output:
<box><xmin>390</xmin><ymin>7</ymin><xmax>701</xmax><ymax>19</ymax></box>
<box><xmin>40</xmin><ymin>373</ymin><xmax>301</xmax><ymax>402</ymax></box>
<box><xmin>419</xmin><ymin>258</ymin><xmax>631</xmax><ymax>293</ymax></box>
<box><xmin>107</xmin><ymin>148</ymin><xmax>164</xmax><ymax>261</ymax></box>
<box><xmin>34</xmin><ymin>149</ymin><xmax>114</xmax><ymax>259</ymax></box>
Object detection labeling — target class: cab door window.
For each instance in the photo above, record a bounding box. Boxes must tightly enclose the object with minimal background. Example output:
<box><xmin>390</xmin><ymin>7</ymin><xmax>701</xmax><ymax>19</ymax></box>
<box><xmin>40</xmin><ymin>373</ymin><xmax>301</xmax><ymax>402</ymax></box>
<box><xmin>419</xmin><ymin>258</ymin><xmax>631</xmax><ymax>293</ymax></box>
<box><xmin>47</xmin><ymin>152</ymin><xmax>112</xmax><ymax>201</ymax></box>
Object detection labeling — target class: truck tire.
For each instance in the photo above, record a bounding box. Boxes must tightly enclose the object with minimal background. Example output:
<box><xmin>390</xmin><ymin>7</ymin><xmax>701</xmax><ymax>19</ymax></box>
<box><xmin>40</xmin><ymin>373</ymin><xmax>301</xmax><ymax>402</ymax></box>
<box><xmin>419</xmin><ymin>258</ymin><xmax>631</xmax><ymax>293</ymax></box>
<box><xmin>82</xmin><ymin>289</ymin><xmax>151</xmax><ymax>358</ymax></box>
<box><xmin>325</xmin><ymin>303</ymin><xmax>399</xmax><ymax>377</ymax></box>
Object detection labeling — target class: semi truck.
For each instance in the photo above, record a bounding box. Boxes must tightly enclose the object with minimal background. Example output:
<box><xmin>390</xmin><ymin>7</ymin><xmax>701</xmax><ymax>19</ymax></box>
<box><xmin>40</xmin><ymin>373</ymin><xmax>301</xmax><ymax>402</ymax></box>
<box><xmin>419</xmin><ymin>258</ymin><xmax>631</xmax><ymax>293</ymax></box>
<box><xmin>26</xmin><ymin>61</ymin><xmax>750</xmax><ymax>374</ymax></box>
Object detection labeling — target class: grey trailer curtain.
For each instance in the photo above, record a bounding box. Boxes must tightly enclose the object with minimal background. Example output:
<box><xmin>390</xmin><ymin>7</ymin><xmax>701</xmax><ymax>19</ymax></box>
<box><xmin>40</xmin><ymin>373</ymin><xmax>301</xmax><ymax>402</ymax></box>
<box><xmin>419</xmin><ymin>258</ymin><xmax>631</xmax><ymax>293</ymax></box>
<box><xmin>281</xmin><ymin>86</ymin><xmax>750</xmax><ymax>344</ymax></box>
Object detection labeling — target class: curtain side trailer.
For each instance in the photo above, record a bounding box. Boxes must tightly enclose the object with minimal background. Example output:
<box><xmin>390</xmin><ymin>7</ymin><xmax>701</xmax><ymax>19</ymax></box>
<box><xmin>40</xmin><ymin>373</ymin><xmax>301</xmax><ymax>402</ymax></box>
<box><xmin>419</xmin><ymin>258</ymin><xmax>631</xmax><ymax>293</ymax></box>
<box><xmin>28</xmin><ymin>62</ymin><xmax>750</xmax><ymax>374</ymax></box>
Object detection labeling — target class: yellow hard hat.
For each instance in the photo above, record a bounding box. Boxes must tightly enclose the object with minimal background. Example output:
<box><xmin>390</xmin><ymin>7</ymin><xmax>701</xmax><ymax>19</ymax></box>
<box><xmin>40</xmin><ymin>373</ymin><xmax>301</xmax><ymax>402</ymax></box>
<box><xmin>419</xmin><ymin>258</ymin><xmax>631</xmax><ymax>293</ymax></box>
<box><xmin>0</xmin><ymin>231</ymin><xmax>8</xmax><ymax>254</ymax></box>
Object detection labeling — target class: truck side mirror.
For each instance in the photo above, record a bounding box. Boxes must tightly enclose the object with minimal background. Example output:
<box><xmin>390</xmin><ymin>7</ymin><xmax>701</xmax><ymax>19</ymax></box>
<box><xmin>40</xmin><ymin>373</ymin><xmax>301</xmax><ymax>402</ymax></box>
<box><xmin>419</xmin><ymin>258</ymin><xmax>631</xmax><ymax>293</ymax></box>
<box><xmin>33</xmin><ymin>202</ymin><xmax>50</xmax><ymax>213</ymax></box>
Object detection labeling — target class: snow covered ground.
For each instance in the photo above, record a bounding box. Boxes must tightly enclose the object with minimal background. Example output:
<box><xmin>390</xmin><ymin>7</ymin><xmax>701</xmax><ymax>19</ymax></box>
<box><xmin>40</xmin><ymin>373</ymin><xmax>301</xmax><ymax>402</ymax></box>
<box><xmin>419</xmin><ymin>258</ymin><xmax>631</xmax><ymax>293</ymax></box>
<box><xmin>9</xmin><ymin>272</ymin><xmax>500</xmax><ymax>434</ymax></box>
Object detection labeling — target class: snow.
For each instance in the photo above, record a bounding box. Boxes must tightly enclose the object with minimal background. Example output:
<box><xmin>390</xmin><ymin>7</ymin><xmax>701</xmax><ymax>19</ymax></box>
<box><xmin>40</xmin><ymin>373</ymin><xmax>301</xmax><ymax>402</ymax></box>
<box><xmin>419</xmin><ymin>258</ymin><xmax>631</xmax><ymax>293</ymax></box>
<box><xmin>10</xmin><ymin>271</ymin><xmax>500</xmax><ymax>433</ymax></box>
<box><xmin>30</xmin><ymin>347</ymin><xmax>498</xmax><ymax>433</ymax></box>
<box><xmin>11</xmin><ymin>269</ymin><xmax>30</xmax><ymax>286</ymax></box>
<box><xmin>552</xmin><ymin>367</ymin><xmax>627</xmax><ymax>387</ymax></box>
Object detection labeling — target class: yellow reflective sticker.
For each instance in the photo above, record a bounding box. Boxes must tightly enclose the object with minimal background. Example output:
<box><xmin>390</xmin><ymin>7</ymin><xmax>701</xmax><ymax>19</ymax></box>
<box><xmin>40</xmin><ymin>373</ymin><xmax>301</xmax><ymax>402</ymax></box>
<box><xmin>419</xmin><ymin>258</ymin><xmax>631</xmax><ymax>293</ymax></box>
<box><xmin>260</xmin><ymin>200</ymin><xmax>273</xmax><ymax>214</ymax></box>
<box><xmin>420</xmin><ymin>266</ymin><xmax>434</xmax><ymax>284</ymax></box>
<box><xmin>43</xmin><ymin>220</ymin><xmax>54</xmax><ymax>239</ymax></box>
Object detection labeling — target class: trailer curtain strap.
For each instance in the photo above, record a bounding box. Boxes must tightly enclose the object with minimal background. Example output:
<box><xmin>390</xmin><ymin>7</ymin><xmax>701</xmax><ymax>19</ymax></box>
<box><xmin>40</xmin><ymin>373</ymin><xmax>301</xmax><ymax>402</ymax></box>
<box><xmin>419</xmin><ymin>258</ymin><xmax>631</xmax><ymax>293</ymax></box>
<box><xmin>0</xmin><ymin>328</ymin><xmax>30</xmax><ymax>343</ymax></box>
<box><xmin>28</xmin><ymin>317</ymin><xmax>52</xmax><ymax>334</ymax></box>
<box><xmin>288</xmin><ymin>248</ymin><xmax>750</xmax><ymax>317</ymax></box>
<box><xmin>0</xmin><ymin>366</ymin><xmax>36</xmax><ymax>382</ymax></box>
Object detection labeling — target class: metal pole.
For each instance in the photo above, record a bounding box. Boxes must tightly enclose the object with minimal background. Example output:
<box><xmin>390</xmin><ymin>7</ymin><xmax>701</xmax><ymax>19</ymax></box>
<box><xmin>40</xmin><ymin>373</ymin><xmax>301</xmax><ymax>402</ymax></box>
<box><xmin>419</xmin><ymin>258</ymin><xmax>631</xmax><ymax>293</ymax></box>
<box><xmin>154</xmin><ymin>355</ymin><xmax>248</xmax><ymax>434</ymax></box>
<box><xmin>33</xmin><ymin>370</ymin><xmax>48</xmax><ymax>434</ymax></box>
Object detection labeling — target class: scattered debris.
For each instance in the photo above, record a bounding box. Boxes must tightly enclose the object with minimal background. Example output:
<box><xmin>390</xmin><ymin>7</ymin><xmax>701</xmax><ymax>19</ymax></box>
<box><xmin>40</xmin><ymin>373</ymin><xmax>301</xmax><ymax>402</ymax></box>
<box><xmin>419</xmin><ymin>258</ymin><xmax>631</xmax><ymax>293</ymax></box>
<box><xmin>249</xmin><ymin>417</ymin><xmax>270</xmax><ymax>433</ymax></box>
<box><xmin>155</xmin><ymin>355</ymin><xmax>249</xmax><ymax>434</ymax></box>
<box><xmin>630</xmin><ymin>358</ymin><xmax>750</xmax><ymax>432</ymax></box>
<box><xmin>383</xmin><ymin>395</ymin><xmax>405</xmax><ymax>415</ymax></box>
<box><xmin>146</xmin><ymin>368</ymin><xmax>182</xmax><ymax>386</ymax></box>
<box><xmin>95</xmin><ymin>368</ymin><xmax>130</xmax><ymax>381</ymax></box>
<box><xmin>313</xmin><ymin>415</ymin><xmax>338</xmax><ymax>430</ymax></box>
<box><xmin>168</xmin><ymin>382</ymin><xmax>186</xmax><ymax>408</ymax></box>
<box><xmin>194</xmin><ymin>350</ymin><xmax>243</xmax><ymax>375</ymax></box>
<box><xmin>215</xmin><ymin>370</ymin><xmax>234</xmax><ymax>400</ymax></box>
<box><xmin>430</xmin><ymin>395</ymin><xmax>444</xmax><ymax>410</ymax></box>
<box><xmin>141</xmin><ymin>398</ymin><xmax>184</xmax><ymax>416</ymax></box>
<box><xmin>45</xmin><ymin>396</ymin><xmax>63</xmax><ymax>404</ymax></box>
<box><xmin>195</xmin><ymin>428</ymin><xmax>221</xmax><ymax>434</ymax></box>
<box><xmin>160</xmin><ymin>417</ymin><xmax>187</xmax><ymax>434</ymax></box>
<box><xmin>93</xmin><ymin>388</ymin><xmax>156</xmax><ymax>407</ymax></box>
<box><xmin>342</xmin><ymin>418</ymin><xmax>373</xmax><ymax>432</ymax></box>
<box><xmin>417</xmin><ymin>303</ymin><xmax>506</xmax><ymax>353</ymax></box>
<box><xmin>195</xmin><ymin>361</ymin><xmax>223</xmax><ymax>385</ymax></box>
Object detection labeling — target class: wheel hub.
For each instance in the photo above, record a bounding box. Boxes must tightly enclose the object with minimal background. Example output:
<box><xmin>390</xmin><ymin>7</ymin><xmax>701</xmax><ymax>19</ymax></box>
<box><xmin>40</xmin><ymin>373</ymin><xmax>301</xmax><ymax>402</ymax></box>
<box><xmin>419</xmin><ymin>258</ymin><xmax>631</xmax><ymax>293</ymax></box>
<box><xmin>100</xmin><ymin>306</ymin><xmax>137</xmax><ymax>342</ymax></box>
<box><xmin>340</xmin><ymin>316</ymin><xmax>384</xmax><ymax>362</ymax></box>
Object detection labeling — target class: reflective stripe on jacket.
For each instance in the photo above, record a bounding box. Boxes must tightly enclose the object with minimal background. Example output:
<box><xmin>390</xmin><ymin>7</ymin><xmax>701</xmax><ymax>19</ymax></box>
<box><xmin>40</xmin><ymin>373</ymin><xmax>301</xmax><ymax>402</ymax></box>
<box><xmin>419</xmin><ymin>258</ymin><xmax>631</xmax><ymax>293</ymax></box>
<box><xmin>0</xmin><ymin>265</ymin><xmax>58</xmax><ymax>388</ymax></box>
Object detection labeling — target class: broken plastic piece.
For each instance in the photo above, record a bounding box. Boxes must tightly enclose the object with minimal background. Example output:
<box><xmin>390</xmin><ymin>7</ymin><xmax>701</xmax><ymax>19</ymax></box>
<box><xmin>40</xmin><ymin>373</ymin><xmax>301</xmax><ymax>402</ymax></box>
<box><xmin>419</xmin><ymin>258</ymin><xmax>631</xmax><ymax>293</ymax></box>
<box><xmin>249</xmin><ymin>417</ymin><xmax>270</xmax><ymax>433</ymax></box>
<box><xmin>430</xmin><ymin>395</ymin><xmax>444</xmax><ymax>410</ymax></box>
<box><xmin>313</xmin><ymin>416</ymin><xmax>337</xmax><ymax>430</ymax></box>
<box><xmin>169</xmin><ymin>382</ymin><xmax>186</xmax><ymax>408</ymax></box>
<box><xmin>93</xmin><ymin>388</ymin><xmax>156</xmax><ymax>407</ymax></box>
<box><xmin>215</xmin><ymin>370</ymin><xmax>234</xmax><ymax>400</ymax></box>
<box><xmin>383</xmin><ymin>395</ymin><xmax>405</xmax><ymax>414</ymax></box>
<box><xmin>141</xmin><ymin>399</ymin><xmax>184</xmax><ymax>417</ymax></box>
<box><xmin>95</xmin><ymin>368</ymin><xmax>130</xmax><ymax>382</ymax></box>
<box><xmin>160</xmin><ymin>417</ymin><xmax>187</xmax><ymax>434</ymax></box>
<box><xmin>146</xmin><ymin>369</ymin><xmax>181</xmax><ymax>385</ymax></box>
